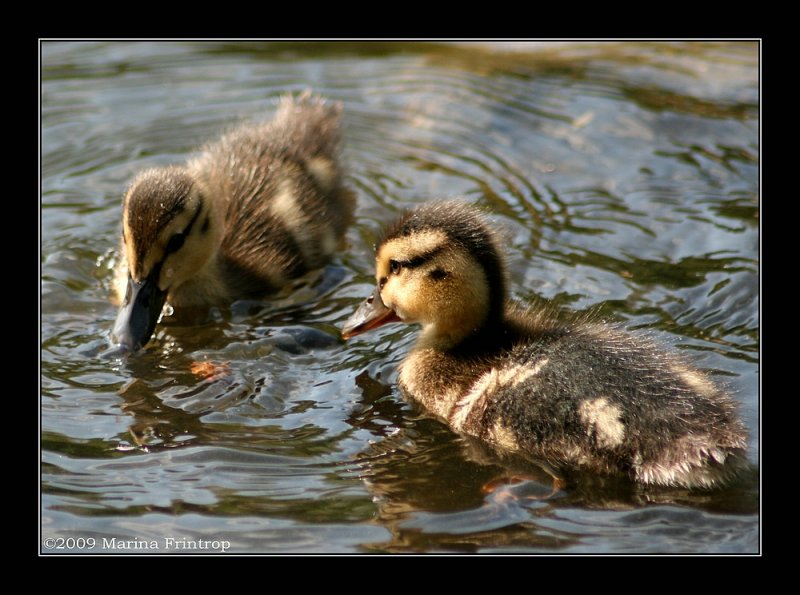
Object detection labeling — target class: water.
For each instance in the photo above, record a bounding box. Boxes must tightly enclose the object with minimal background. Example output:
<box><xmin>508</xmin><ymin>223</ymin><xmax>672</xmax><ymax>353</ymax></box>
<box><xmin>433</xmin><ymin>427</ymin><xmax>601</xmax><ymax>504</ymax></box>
<box><xmin>41</xmin><ymin>41</ymin><xmax>759</xmax><ymax>554</ymax></box>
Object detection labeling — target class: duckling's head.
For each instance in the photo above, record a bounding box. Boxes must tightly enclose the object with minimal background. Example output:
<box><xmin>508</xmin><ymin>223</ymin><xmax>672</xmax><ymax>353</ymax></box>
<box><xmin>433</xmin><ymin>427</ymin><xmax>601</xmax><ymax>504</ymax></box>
<box><xmin>342</xmin><ymin>201</ymin><xmax>507</xmax><ymax>349</ymax></box>
<box><xmin>112</xmin><ymin>166</ymin><xmax>218</xmax><ymax>351</ymax></box>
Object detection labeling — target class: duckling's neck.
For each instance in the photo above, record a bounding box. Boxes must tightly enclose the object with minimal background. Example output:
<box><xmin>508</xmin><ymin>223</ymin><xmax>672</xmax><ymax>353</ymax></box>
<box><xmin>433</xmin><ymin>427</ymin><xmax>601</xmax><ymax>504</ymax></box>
<box><xmin>166</xmin><ymin>255</ymin><xmax>228</xmax><ymax>307</ymax></box>
<box><xmin>417</xmin><ymin>308</ymin><xmax>517</xmax><ymax>355</ymax></box>
<box><xmin>417</xmin><ymin>299</ymin><xmax>570</xmax><ymax>357</ymax></box>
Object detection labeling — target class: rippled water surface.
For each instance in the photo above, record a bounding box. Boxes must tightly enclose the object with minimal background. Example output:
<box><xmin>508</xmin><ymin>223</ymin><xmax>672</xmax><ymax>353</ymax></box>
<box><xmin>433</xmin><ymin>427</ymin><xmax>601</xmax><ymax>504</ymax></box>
<box><xmin>41</xmin><ymin>41</ymin><xmax>759</xmax><ymax>554</ymax></box>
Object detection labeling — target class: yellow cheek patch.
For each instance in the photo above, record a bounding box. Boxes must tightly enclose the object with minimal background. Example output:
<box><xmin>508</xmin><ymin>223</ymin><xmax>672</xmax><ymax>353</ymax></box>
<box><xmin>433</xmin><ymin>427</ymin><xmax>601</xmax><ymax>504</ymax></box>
<box><xmin>122</xmin><ymin>220</ymin><xmax>139</xmax><ymax>279</ymax></box>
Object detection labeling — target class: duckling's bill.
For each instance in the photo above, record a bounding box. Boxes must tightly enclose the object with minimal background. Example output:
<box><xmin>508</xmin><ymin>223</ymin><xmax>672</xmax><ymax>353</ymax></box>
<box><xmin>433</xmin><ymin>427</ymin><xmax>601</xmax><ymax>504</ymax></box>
<box><xmin>341</xmin><ymin>287</ymin><xmax>401</xmax><ymax>339</ymax></box>
<box><xmin>111</xmin><ymin>271</ymin><xmax>167</xmax><ymax>351</ymax></box>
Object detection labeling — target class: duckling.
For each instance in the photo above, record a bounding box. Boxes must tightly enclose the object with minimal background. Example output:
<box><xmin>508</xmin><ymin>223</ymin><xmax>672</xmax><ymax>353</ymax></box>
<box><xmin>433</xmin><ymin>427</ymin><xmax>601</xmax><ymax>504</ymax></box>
<box><xmin>111</xmin><ymin>92</ymin><xmax>353</xmax><ymax>351</ymax></box>
<box><xmin>342</xmin><ymin>201</ymin><xmax>748</xmax><ymax>489</ymax></box>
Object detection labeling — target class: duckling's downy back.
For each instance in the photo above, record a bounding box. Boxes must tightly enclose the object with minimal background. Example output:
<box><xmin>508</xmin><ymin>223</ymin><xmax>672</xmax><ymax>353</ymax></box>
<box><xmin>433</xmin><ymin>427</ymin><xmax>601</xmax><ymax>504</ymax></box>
<box><xmin>188</xmin><ymin>93</ymin><xmax>352</xmax><ymax>298</ymax></box>
<box><xmin>449</xmin><ymin>314</ymin><xmax>749</xmax><ymax>489</ymax></box>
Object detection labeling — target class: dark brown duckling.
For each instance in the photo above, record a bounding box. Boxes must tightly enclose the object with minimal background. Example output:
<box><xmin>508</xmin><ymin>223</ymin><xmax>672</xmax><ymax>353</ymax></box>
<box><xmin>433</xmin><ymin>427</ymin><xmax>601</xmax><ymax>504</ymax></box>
<box><xmin>112</xmin><ymin>92</ymin><xmax>353</xmax><ymax>350</ymax></box>
<box><xmin>342</xmin><ymin>200</ymin><xmax>748</xmax><ymax>489</ymax></box>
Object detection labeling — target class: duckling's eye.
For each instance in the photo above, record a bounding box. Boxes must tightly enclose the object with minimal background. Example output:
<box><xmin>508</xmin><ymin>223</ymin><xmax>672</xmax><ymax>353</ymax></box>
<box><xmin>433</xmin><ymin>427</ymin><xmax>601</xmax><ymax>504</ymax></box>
<box><xmin>429</xmin><ymin>268</ymin><xmax>448</xmax><ymax>281</ymax></box>
<box><xmin>379</xmin><ymin>276</ymin><xmax>387</xmax><ymax>290</ymax></box>
<box><xmin>389</xmin><ymin>260</ymin><xmax>401</xmax><ymax>275</ymax></box>
<box><xmin>165</xmin><ymin>232</ymin><xmax>186</xmax><ymax>255</ymax></box>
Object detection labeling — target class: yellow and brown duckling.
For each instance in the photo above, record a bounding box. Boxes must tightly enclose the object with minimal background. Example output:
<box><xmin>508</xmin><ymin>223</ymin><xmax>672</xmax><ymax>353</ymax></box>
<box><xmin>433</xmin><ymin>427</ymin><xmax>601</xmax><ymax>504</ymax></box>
<box><xmin>112</xmin><ymin>92</ymin><xmax>353</xmax><ymax>351</ymax></box>
<box><xmin>342</xmin><ymin>201</ymin><xmax>748</xmax><ymax>489</ymax></box>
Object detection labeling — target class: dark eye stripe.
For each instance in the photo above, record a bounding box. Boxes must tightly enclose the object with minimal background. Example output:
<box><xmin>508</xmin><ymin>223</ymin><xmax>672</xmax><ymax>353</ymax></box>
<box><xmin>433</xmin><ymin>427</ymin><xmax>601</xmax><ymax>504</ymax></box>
<box><xmin>183</xmin><ymin>201</ymin><xmax>203</xmax><ymax>236</ymax></box>
<box><xmin>165</xmin><ymin>232</ymin><xmax>186</xmax><ymax>254</ymax></box>
<box><xmin>165</xmin><ymin>202</ymin><xmax>203</xmax><ymax>256</ymax></box>
<box><xmin>396</xmin><ymin>245</ymin><xmax>445</xmax><ymax>270</ymax></box>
